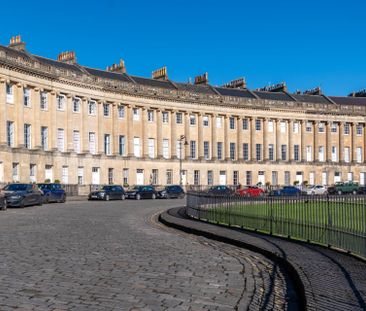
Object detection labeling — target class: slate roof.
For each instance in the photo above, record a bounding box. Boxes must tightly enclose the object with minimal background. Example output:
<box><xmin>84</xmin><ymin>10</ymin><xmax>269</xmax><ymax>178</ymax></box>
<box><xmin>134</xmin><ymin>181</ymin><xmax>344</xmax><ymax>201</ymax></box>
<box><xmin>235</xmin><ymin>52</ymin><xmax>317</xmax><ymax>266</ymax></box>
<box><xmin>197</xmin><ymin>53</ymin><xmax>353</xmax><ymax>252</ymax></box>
<box><xmin>291</xmin><ymin>94</ymin><xmax>331</xmax><ymax>104</ymax></box>
<box><xmin>329</xmin><ymin>96</ymin><xmax>366</xmax><ymax>106</ymax></box>
<box><xmin>253</xmin><ymin>91</ymin><xmax>295</xmax><ymax>101</ymax></box>
<box><xmin>214</xmin><ymin>87</ymin><xmax>256</xmax><ymax>99</ymax></box>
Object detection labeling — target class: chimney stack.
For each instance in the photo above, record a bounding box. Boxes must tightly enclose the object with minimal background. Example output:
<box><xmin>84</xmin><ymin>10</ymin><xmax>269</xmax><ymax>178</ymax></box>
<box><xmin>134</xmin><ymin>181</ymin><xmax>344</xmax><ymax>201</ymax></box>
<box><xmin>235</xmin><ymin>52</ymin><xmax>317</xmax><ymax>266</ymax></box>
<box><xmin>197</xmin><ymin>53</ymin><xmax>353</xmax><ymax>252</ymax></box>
<box><xmin>303</xmin><ymin>87</ymin><xmax>322</xmax><ymax>96</ymax></box>
<box><xmin>106</xmin><ymin>59</ymin><xmax>126</xmax><ymax>74</ymax></box>
<box><xmin>194</xmin><ymin>72</ymin><xmax>209</xmax><ymax>85</ymax></box>
<box><xmin>222</xmin><ymin>77</ymin><xmax>246</xmax><ymax>89</ymax></box>
<box><xmin>152</xmin><ymin>66</ymin><xmax>168</xmax><ymax>80</ymax></box>
<box><xmin>57</xmin><ymin>51</ymin><xmax>77</xmax><ymax>64</ymax></box>
<box><xmin>257</xmin><ymin>82</ymin><xmax>287</xmax><ymax>92</ymax></box>
<box><xmin>8</xmin><ymin>35</ymin><xmax>26</xmax><ymax>51</ymax></box>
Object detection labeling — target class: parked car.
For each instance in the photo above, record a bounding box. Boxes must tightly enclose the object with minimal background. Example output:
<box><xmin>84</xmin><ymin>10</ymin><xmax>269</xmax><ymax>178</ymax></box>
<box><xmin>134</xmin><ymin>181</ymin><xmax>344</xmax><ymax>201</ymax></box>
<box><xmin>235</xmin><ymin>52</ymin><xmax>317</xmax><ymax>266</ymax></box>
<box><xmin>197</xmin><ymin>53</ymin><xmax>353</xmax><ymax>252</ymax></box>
<box><xmin>126</xmin><ymin>185</ymin><xmax>157</xmax><ymax>200</ymax></box>
<box><xmin>236</xmin><ymin>186</ymin><xmax>265</xmax><ymax>197</ymax></box>
<box><xmin>0</xmin><ymin>192</ymin><xmax>6</xmax><ymax>210</ymax></box>
<box><xmin>305</xmin><ymin>185</ymin><xmax>327</xmax><ymax>195</ymax></box>
<box><xmin>38</xmin><ymin>183</ymin><xmax>66</xmax><ymax>203</ymax></box>
<box><xmin>270</xmin><ymin>186</ymin><xmax>302</xmax><ymax>197</ymax></box>
<box><xmin>3</xmin><ymin>183</ymin><xmax>43</xmax><ymax>207</ymax></box>
<box><xmin>327</xmin><ymin>182</ymin><xmax>359</xmax><ymax>195</ymax></box>
<box><xmin>157</xmin><ymin>185</ymin><xmax>185</xmax><ymax>199</ymax></box>
<box><xmin>88</xmin><ymin>185</ymin><xmax>126</xmax><ymax>201</ymax></box>
<box><xmin>208</xmin><ymin>185</ymin><xmax>233</xmax><ymax>196</ymax></box>
<box><xmin>357</xmin><ymin>186</ymin><xmax>366</xmax><ymax>195</ymax></box>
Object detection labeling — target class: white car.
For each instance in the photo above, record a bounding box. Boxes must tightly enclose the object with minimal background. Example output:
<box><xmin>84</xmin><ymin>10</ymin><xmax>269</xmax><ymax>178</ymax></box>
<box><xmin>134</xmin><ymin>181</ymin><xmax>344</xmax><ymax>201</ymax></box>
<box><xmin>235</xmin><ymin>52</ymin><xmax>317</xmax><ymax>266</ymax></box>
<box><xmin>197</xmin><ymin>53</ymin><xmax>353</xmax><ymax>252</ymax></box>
<box><xmin>306</xmin><ymin>185</ymin><xmax>327</xmax><ymax>195</ymax></box>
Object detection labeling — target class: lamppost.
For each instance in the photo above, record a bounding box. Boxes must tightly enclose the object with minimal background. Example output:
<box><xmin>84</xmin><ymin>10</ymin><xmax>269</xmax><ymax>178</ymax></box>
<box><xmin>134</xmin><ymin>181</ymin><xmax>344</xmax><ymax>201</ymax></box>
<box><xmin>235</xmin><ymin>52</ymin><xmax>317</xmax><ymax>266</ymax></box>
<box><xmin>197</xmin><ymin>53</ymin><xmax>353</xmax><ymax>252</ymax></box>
<box><xmin>179</xmin><ymin>135</ymin><xmax>188</xmax><ymax>186</ymax></box>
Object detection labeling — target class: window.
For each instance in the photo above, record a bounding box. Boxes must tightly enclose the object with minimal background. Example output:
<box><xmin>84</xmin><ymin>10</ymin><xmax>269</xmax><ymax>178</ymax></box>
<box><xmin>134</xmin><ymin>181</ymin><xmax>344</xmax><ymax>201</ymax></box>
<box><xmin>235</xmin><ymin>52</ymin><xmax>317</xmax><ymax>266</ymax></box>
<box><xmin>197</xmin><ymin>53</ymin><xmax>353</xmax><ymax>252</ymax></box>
<box><xmin>347</xmin><ymin>172</ymin><xmax>353</xmax><ymax>182</ymax></box>
<box><xmin>24</xmin><ymin>124</ymin><xmax>31</xmax><ymax>149</ymax></box>
<box><xmin>23</xmin><ymin>88</ymin><xmax>31</xmax><ymax>107</ymax></box>
<box><xmin>162</xmin><ymin>112</ymin><xmax>169</xmax><ymax>123</ymax></box>
<box><xmin>242</xmin><ymin>118</ymin><xmax>248</xmax><ymax>130</ymax></box>
<box><xmin>230</xmin><ymin>142</ymin><xmax>236</xmax><ymax>160</ymax></box>
<box><xmin>123</xmin><ymin>168</ymin><xmax>129</xmax><ymax>186</ymax></box>
<box><xmin>118</xmin><ymin>105</ymin><xmax>125</xmax><ymax>118</ymax></box>
<box><xmin>306</xmin><ymin>146</ymin><xmax>312</xmax><ymax>162</ymax></box>
<box><xmin>331</xmin><ymin>122</ymin><xmax>337</xmax><ymax>133</ymax></box>
<box><xmin>357</xmin><ymin>124</ymin><xmax>363</xmax><ymax>136</ymax></box>
<box><xmin>176</xmin><ymin>140</ymin><xmax>184</xmax><ymax>160</ymax></box>
<box><xmin>62</xmin><ymin>166</ymin><xmax>68</xmax><ymax>184</ymax></box>
<box><xmin>356</xmin><ymin>147</ymin><xmax>362</xmax><ymax>163</ymax></box>
<box><xmin>268</xmin><ymin>144</ymin><xmax>274</xmax><ymax>161</ymax></box>
<box><xmin>77</xmin><ymin>167</ymin><xmax>84</xmax><ymax>185</ymax></box>
<box><xmin>246</xmin><ymin>171</ymin><xmax>252</xmax><ymax>186</ymax></box>
<box><xmin>322</xmin><ymin>171</ymin><xmax>328</xmax><ymax>186</ymax></box>
<box><xmin>88</xmin><ymin>100</ymin><xmax>96</xmax><ymax>115</ymax></box>
<box><xmin>108</xmin><ymin>168</ymin><xmax>114</xmax><ymax>184</ymax></box>
<box><xmin>145</xmin><ymin>138</ymin><xmax>154</xmax><ymax>158</ymax></box>
<box><xmin>203</xmin><ymin>141</ymin><xmax>210</xmax><ymax>160</ymax></box>
<box><xmin>344</xmin><ymin>147</ymin><xmax>350</xmax><ymax>163</ymax></box>
<box><xmin>280</xmin><ymin>121</ymin><xmax>286</xmax><ymax>133</ymax></box>
<box><xmin>318</xmin><ymin>122</ymin><xmax>325</xmax><ymax>133</ymax></box>
<box><xmin>30</xmin><ymin>164</ymin><xmax>36</xmax><ymax>183</ymax></box>
<box><xmin>268</xmin><ymin>120</ymin><xmax>274</xmax><ymax>132</ymax></box>
<box><xmin>293</xmin><ymin>122</ymin><xmax>299</xmax><ymax>134</ymax></box>
<box><xmin>147</xmin><ymin>110</ymin><xmax>154</xmax><ymax>122</ymax></box>
<box><xmin>332</xmin><ymin>146</ymin><xmax>337</xmax><ymax>162</ymax></box>
<box><xmin>344</xmin><ymin>123</ymin><xmax>350</xmax><ymax>135</ymax></box>
<box><xmin>233</xmin><ymin>171</ymin><xmax>239</xmax><ymax>186</ymax></box>
<box><xmin>294</xmin><ymin>145</ymin><xmax>300</xmax><ymax>161</ymax></box>
<box><xmin>41</xmin><ymin>126</ymin><xmax>48</xmax><ymax>150</ymax></box>
<box><xmin>89</xmin><ymin>132</ymin><xmax>96</xmax><ymax>154</ymax></box>
<box><xmin>163</xmin><ymin>139</ymin><xmax>169</xmax><ymax>159</ymax></box>
<box><xmin>207</xmin><ymin>170</ymin><xmax>213</xmax><ymax>185</ymax></box>
<box><xmin>243</xmin><ymin>143</ymin><xmax>249</xmax><ymax>161</ymax></box>
<box><xmin>203</xmin><ymin>116</ymin><xmax>209</xmax><ymax>127</ymax></box>
<box><xmin>73</xmin><ymin>97</ymin><xmax>80</xmax><ymax>112</ymax></box>
<box><xmin>217</xmin><ymin>142</ymin><xmax>223</xmax><ymax>160</ymax></box>
<box><xmin>306</xmin><ymin>122</ymin><xmax>312</xmax><ymax>132</ymax></box>
<box><xmin>119</xmin><ymin>136</ymin><xmax>126</xmax><ymax>156</ymax></box>
<box><xmin>229</xmin><ymin>117</ymin><xmax>235</xmax><ymax>130</ymax></box>
<box><xmin>133</xmin><ymin>108</ymin><xmax>140</xmax><ymax>121</ymax></box>
<box><xmin>57</xmin><ymin>128</ymin><xmax>64</xmax><ymax>152</ymax></box>
<box><xmin>7</xmin><ymin>121</ymin><xmax>14</xmax><ymax>147</ymax></box>
<box><xmin>6</xmin><ymin>83</ymin><xmax>13</xmax><ymax>103</ymax></box>
<box><xmin>103</xmin><ymin>103</ymin><xmax>110</xmax><ymax>116</ymax></box>
<box><xmin>281</xmin><ymin>144</ymin><xmax>287</xmax><ymax>161</ymax></box>
<box><xmin>12</xmin><ymin>163</ymin><xmax>19</xmax><ymax>182</ymax></box>
<box><xmin>57</xmin><ymin>94</ymin><xmax>65</xmax><ymax>110</ymax></box>
<box><xmin>190</xmin><ymin>141</ymin><xmax>196</xmax><ymax>159</ymax></box>
<box><xmin>133</xmin><ymin>137</ymin><xmax>140</xmax><ymax>157</ymax></box>
<box><xmin>166</xmin><ymin>170</ymin><xmax>172</xmax><ymax>185</ymax></box>
<box><xmin>271</xmin><ymin>171</ymin><xmax>278</xmax><ymax>185</ymax></box>
<box><xmin>151</xmin><ymin>169</ymin><xmax>158</xmax><ymax>185</ymax></box>
<box><xmin>216</xmin><ymin>117</ymin><xmax>222</xmax><ymax>128</ymax></box>
<box><xmin>40</xmin><ymin>91</ymin><xmax>48</xmax><ymax>110</ymax></box>
<box><xmin>284</xmin><ymin>171</ymin><xmax>290</xmax><ymax>186</ymax></box>
<box><xmin>45</xmin><ymin>165</ymin><xmax>53</xmax><ymax>182</ymax></box>
<box><xmin>190</xmin><ymin>115</ymin><xmax>196</xmax><ymax>125</ymax></box>
<box><xmin>194</xmin><ymin>170</ymin><xmax>200</xmax><ymax>185</ymax></box>
<box><xmin>104</xmin><ymin>134</ymin><xmax>111</xmax><ymax>155</ymax></box>
<box><xmin>73</xmin><ymin>130</ymin><xmax>80</xmax><ymax>153</ymax></box>
<box><xmin>176</xmin><ymin>112</ymin><xmax>182</xmax><ymax>124</ymax></box>
<box><xmin>318</xmin><ymin>146</ymin><xmax>325</xmax><ymax>162</ymax></box>
<box><xmin>255</xmin><ymin>119</ymin><xmax>261</xmax><ymax>131</ymax></box>
<box><xmin>256</xmin><ymin>144</ymin><xmax>262</xmax><ymax>161</ymax></box>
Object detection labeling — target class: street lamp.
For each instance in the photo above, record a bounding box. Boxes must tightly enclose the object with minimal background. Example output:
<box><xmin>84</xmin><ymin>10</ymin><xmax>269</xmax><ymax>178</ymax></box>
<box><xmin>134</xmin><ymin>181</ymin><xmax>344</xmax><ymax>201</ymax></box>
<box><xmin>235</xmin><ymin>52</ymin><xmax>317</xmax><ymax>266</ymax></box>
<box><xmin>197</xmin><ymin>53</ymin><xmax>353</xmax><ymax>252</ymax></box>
<box><xmin>179</xmin><ymin>135</ymin><xmax>188</xmax><ymax>186</ymax></box>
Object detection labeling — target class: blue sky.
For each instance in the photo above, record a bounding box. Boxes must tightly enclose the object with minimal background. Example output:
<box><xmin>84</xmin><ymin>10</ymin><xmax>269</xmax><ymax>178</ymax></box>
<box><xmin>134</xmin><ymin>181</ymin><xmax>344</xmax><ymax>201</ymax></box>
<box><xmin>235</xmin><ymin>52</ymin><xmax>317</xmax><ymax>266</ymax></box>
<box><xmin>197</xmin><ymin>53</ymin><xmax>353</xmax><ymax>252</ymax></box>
<box><xmin>1</xmin><ymin>0</ymin><xmax>365</xmax><ymax>95</ymax></box>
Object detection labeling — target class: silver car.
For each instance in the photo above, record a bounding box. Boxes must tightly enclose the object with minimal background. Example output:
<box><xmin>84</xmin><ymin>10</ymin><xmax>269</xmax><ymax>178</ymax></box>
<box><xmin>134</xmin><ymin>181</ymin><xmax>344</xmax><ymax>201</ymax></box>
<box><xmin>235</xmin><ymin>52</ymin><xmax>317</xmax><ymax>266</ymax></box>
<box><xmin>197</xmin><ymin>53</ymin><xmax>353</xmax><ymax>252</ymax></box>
<box><xmin>305</xmin><ymin>185</ymin><xmax>327</xmax><ymax>195</ymax></box>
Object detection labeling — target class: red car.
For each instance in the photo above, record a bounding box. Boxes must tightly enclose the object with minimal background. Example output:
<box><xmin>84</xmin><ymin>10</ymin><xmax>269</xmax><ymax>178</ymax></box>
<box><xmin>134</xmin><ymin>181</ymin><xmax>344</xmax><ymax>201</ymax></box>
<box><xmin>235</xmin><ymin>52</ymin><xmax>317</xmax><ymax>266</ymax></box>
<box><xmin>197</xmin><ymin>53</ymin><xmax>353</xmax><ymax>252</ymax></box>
<box><xmin>236</xmin><ymin>186</ymin><xmax>265</xmax><ymax>197</ymax></box>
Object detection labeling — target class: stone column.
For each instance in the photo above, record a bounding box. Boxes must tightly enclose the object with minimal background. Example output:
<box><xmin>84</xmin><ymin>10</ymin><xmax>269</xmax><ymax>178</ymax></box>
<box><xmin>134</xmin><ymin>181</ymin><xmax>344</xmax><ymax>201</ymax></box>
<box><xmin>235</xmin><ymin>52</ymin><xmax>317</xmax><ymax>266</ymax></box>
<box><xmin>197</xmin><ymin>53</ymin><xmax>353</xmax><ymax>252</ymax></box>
<box><xmin>98</xmin><ymin>101</ymin><xmax>104</xmax><ymax>154</ymax></box>
<box><xmin>198</xmin><ymin>113</ymin><xmax>203</xmax><ymax>159</ymax></box>
<box><xmin>50</xmin><ymin>90</ymin><xmax>57</xmax><ymax>150</ymax></box>
<box><xmin>238</xmin><ymin>116</ymin><xmax>243</xmax><ymax>160</ymax></box>
<box><xmin>251</xmin><ymin>117</ymin><xmax>256</xmax><ymax>160</ymax></box>
<box><xmin>326</xmin><ymin>121</ymin><xmax>331</xmax><ymax>161</ymax></box>
<box><xmin>224</xmin><ymin>115</ymin><xmax>229</xmax><ymax>160</ymax></box>
<box><xmin>127</xmin><ymin>105</ymin><xmax>134</xmax><ymax>156</ymax></box>
<box><xmin>81</xmin><ymin>97</ymin><xmax>88</xmax><ymax>153</ymax></box>
<box><xmin>275</xmin><ymin>119</ymin><xmax>280</xmax><ymax>161</ymax></box>
<box><xmin>301</xmin><ymin>120</ymin><xmax>306</xmax><ymax>161</ymax></box>
<box><xmin>339</xmin><ymin>122</ymin><xmax>344</xmax><ymax>162</ymax></box>
<box><xmin>184</xmin><ymin>112</ymin><xmax>190</xmax><ymax>159</ymax></box>
<box><xmin>288</xmin><ymin>119</ymin><xmax>293</xmax><ymax>161</ymax></box>
<box><xmin>0</xmin><ymin>78</ymin><xmax>7</xmax><ymax>145</ymax></box>
<box><xmin>16</xmin><ymin>83</ymin><xmax>24</xmax><ymax>148</ymax></box>
<box><xmin>313</xmin><ymin>121</ymin><xmax>318</xmax><ymax>162</ymax></box>
<box><xmin>141</xmin><ymin>107</ymin><xmax>147</xmax><ymax>157</ymax></box>
<box><xmin>171</xmin><ymin>110</ymin><xmax>177</xmax><ymax>158</ymax></box>
<box><xmin>351</xmin><ymin>122</ymin><xmax>355</xmax><ymax>163</ymax></box>
<box><xmin>112</xmin><ymin>103</ymin><xmax>118</xmax><ymax>155</ymax></box>
<box><xmin>33</xmin><ymin>87</ymin><xmax>41</xmax><ymax>149</ymax></box>
<box><xmin>66</xmin><ymin>94</ymin><xmax>73</xmax><ymax>152</ymax></box>
<box><xmin>156</xmin><ymin>109</ymin><xmax>162</xmax><ymax>158</ymax></box>
<box><xmin>263</xmin><ymin>118</ymin><xmax>267</xmax><ymax>161</ymax></box>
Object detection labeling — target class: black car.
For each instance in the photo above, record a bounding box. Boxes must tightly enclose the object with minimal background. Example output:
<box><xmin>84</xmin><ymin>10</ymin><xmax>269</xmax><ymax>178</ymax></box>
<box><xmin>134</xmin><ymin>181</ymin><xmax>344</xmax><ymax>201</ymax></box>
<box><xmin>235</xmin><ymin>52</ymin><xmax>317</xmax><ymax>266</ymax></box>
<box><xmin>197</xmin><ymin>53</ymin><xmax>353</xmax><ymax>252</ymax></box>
<box><xmin>3</xmin><ymin>183</ymin><xmax>43</xmax><ymax>207</ymax></box>
<box><xmin>157</xmin><ymin>185</ymin><xmax>185</xmax><ymax>199</ymax></box>
<box><xmin>38</xmin><ymin>183</ymin><xmax>66</xmax><ymax>203</ymax></box>
<box><xmin>208</xmin><ymin>185</ymin><xmax>233</xmax><ymax>196</ymax></box>
<box><xmin>88</xmin><ymin>185</ymin><xmax>126</xmax><ymax>201</ymax></box>
<box><xmin>357</xmin><ymin>186</ymin><xmax>366</xmax><ymax>195</ymax></box>
<box><xmin>126</xmin><ymin>185</ymin><xmax>157</xmax><ymax>200</ymax></box>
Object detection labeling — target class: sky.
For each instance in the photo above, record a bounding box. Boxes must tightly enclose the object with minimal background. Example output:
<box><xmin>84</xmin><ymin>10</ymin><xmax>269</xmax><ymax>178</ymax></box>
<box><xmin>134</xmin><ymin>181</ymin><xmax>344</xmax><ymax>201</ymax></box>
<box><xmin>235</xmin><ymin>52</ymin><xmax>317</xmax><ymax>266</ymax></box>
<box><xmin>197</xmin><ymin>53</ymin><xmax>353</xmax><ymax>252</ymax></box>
<box><xmin>1</xmin><ymin>0</ymin><xmax>365</xmax><ymax>96</ymax></box>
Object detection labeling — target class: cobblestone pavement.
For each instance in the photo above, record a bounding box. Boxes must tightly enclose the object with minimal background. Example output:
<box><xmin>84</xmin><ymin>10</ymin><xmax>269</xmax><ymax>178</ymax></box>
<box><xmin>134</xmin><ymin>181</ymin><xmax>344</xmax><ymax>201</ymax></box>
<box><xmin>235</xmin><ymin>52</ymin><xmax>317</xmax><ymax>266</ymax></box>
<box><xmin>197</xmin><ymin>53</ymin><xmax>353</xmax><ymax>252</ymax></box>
<box><xmin>0</xmin><ymin>200</ymin><xmax>298</xmax><ymax>310</ymax></box>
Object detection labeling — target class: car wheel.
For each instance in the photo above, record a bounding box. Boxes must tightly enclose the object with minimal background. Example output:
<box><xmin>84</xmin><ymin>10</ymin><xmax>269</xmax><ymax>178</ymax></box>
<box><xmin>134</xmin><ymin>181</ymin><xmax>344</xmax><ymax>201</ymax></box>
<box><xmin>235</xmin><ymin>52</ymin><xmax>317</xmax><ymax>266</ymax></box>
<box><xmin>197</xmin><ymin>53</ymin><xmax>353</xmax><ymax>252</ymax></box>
<box><xmin>37</xmin><ymin>198</ymin><xmax>43</xmax><ymax>206</ymax></box>
<box><xmin>152</xmin><ymin>193</ymin><xmax>156</xmax><ymax>200</ymax></box>
<box><xmin>136</xmin><ymin>194</ymin><xmax>141</xmax><ymax>200</ymax></box>
<box><xmin>121</xmin><ymin>194</ymin><xmax>126</xmax><ymax>200</ymax></box>
<box><xmin>338</xmin><ymin>190</ymin><xmax>342</xmax><ymax>195</ymax></box>
<box><xmin>19</xmin><ymin>199</ymin><xmax>25</xmax><ymax>208</ymax></box>
<box><xmin>105</xmin><ymin>194</ymin><xmax>110</xmax><ymax>201</ymax></box>
<box><xmin>353</xmin><ymin>190</ymin><xmax>357</xmax><ymax>195</ymax></box>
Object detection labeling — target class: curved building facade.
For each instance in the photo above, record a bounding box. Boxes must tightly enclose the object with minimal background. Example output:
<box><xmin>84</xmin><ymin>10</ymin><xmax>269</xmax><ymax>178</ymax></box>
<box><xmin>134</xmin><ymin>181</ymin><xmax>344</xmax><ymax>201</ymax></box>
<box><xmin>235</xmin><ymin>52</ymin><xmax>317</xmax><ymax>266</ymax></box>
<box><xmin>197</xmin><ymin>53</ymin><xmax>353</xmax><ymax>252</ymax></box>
<box><xmin>0</xmin><ymin>36</ymin><xmax>366</xmax><ymax>187</ymax></box>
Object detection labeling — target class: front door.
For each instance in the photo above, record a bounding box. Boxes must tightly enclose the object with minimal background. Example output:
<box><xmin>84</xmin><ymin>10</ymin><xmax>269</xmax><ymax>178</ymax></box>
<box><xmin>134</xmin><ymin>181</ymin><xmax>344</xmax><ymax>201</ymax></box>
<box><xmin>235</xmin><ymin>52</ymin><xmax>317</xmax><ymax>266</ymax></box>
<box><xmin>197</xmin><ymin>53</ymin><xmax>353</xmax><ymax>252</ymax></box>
<box><xmin>219</xmin><ymin>171</ymin><xmax>226</xmax><ymax>185</ymax></box>
<box><xmin>92</xmin><ymin>167</ymin><xmax>100</xmax><ymax>185</ymax></box>
<box><xmin>136</xmin><ymin>169</ymin><xmax>144</xmax><ymax>185</ymax></box>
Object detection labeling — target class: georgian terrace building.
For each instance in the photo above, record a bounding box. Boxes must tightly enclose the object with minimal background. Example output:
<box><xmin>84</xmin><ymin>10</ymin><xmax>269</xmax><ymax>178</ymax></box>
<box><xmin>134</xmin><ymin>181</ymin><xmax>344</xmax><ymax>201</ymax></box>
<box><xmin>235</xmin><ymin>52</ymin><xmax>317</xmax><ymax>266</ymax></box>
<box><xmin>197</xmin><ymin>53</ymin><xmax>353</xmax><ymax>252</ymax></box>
<box><xmin>0</xmin><ymin>36</ymin><xmax>366</xmax><ymax>187</ymax></box>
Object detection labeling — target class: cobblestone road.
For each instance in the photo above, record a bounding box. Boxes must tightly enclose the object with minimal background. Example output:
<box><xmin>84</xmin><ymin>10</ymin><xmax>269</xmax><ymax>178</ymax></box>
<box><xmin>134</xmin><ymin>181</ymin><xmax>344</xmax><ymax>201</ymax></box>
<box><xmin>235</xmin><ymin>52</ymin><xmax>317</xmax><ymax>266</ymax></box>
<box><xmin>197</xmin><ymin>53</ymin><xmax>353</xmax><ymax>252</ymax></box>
<box><xmin>0</xmin><ymin>200</ymin><xmax>297</xmax><ymax>310</ymax></box>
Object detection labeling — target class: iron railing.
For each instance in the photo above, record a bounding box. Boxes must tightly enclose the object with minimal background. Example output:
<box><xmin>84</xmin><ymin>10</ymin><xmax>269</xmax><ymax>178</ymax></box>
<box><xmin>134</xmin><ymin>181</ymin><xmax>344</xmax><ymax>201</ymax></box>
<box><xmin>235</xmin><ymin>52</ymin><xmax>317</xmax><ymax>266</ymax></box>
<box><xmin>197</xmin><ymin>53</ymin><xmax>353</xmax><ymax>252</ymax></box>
<box><xmin>186</xmin><ymin>191</ymin><xmax>366</xmax><ymax>259</ymax></box>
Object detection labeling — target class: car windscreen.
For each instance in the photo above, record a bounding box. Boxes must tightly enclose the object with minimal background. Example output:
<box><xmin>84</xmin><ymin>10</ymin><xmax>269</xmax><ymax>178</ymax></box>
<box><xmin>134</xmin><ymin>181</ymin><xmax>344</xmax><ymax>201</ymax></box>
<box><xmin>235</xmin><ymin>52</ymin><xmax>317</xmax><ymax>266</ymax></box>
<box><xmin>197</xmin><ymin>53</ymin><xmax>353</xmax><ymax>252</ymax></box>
<box><xmin>101</xmin><ymin>186</ymin><xmax>113</xmax><ymax>191</ymax></box>
<box><xmin>38</xmin><ymin>184</ymin><xmax>51</xmax><ymax>190</ymax></box>
<box><xmin>4</xmin><ymin>184</ymin><xmax>28</xmax><ymax>191</ymax></box>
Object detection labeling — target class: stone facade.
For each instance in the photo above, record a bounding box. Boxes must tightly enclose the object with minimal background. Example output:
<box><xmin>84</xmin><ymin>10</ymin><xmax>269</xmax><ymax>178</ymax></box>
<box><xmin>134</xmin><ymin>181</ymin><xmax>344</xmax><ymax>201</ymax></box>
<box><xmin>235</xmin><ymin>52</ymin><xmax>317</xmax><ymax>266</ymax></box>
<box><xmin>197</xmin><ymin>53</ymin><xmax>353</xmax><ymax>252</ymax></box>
<box><xmin>0</xmin><ymin>39</ymin><xmax>366</xmax><ymax>186</ymax></box>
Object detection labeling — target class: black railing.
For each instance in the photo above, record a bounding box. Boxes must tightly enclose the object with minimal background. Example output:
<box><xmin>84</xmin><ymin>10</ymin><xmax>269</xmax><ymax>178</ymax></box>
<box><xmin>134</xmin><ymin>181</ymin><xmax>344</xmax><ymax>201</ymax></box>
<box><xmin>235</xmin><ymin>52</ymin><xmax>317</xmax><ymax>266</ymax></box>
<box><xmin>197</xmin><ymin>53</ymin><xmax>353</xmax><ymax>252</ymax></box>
<box><xmin>186</xmin><ymin>191</ymin><xmax>366</xmax><ymax>259</ymax></box>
